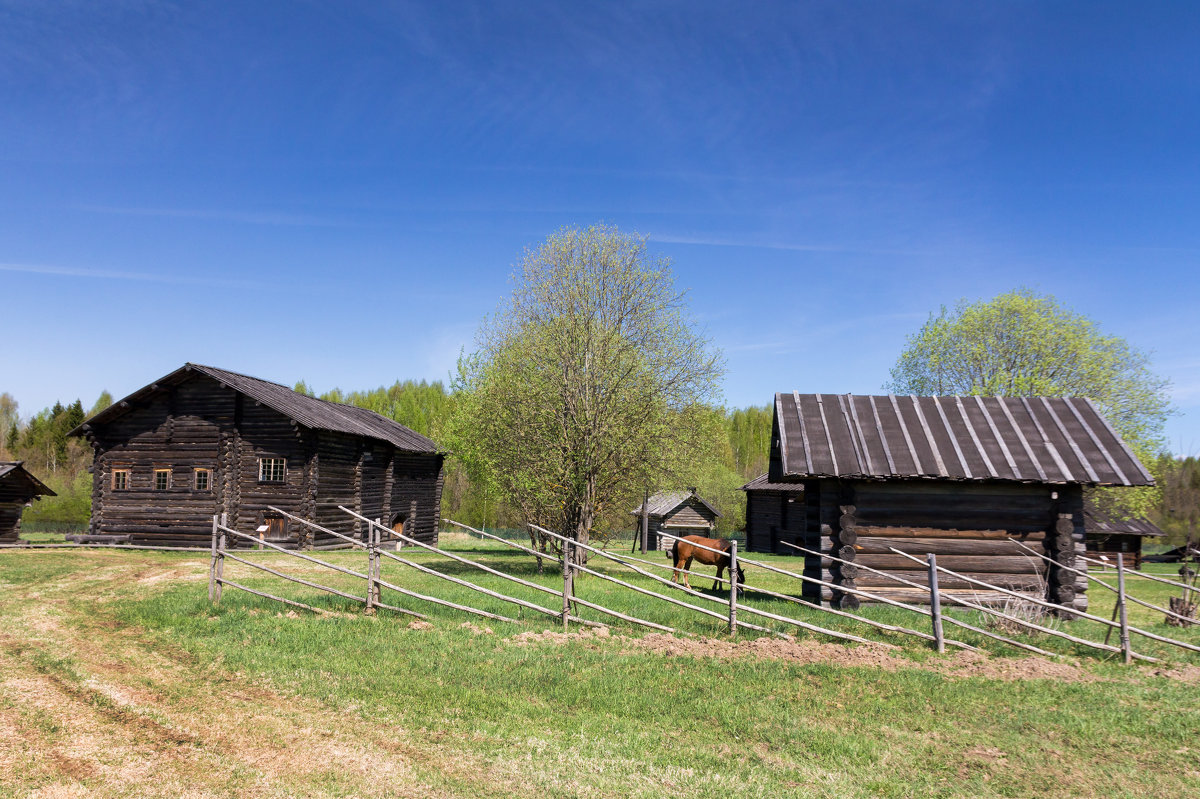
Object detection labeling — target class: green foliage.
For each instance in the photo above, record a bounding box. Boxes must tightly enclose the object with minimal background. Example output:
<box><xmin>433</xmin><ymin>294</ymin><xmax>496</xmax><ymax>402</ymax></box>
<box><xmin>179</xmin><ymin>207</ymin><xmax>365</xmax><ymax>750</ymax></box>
<box><xmin>888</xmin><ymin>288</ymin><xmax>1172</xmax><ymax>515</ymax></box>
<box><xmin>447</xmin><ymin>225</ymin><xmax>725</xmax><ymax>546</ymax></box>
<box><xmin>1</xmin><ymin>393</ymin><xmax>109</xmax><ymax>525</ymax></box>
<box><xmin>1153</xmin><ymin>455</ymin><xmax>1200</xmax><ymax>544</ymax></box>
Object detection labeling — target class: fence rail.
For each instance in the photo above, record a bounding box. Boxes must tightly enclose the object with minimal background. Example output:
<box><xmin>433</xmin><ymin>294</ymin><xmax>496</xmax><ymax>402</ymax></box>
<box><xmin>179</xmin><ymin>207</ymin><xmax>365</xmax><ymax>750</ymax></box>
<box><xmin>176</xmin><ymin>512</ymin><xmax>1200</xmax><ymax>664</ymax></box>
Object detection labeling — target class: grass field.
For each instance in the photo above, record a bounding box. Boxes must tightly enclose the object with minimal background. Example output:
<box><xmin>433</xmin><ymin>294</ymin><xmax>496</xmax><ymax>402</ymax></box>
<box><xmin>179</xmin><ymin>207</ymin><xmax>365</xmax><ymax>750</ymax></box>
<box><xmin>1</xmin><ymin>534</ymin><xmax>1199</xmax><ymax>797</ymax></box>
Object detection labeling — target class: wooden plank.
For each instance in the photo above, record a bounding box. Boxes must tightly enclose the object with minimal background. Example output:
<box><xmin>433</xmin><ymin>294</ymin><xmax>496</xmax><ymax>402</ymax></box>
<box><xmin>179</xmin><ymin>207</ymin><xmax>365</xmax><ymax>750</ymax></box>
<box><xmin>815</xmin><ymin>394</ymin><xmax>839</xmax><ymax>475</ymax></box>
<box><xmin>931</xmin><ymin>396</ymin><xmax>971</xmax><ymax>478</ymax></box>
<box><xmin>995</xmin><ymin>398</ymin><xmax>1048</xmax><ymax>481</ymax></box>
<box><xmin>868</xmin><ymin>395</ymin><xmax>897</xmax><ymax>475</ymax></box>
<box><xmin>854</xmin><ymin>536</ymin><xmax>1045</xmax><ymax>556</ymax></box>
<box><xmin>975</xmin><ymin>396</ymin><xmax>1019</xmax><ymax>478</ymax></box>
<box><xmin>1082</xmin><ymin>397</ymin><xmax>1155</xmax><ymax>483</ymax></box>
<box><xmin>1020</xmin><ymin>397</ymin><xmax>1073</xmax><ymax>481</ymax></box>
<box><xmin>888</xmin><ymin>394</ymin><xmax>923</xmax><ymax>475</ymax></box>
<box><xmin>908</xmin><ymin>396</ymin><xmax>948</xmax><ymax>476</ymax></box>
<box><xmin>853</xmin><ymin>554</ymin><xmax>1046</xmax><ymax>574</ymax></box>
<box><xmin>855</xmin><ymin>525</ymin><xmax>1044</xmax><ymax>541</ymax></box>
<box><xmin>791</xmin><ymin>391</ymin><xmax>811</xmax><ymax>474</ymax></box>
<box><xmin>1064</xmin><ymin>399</ymin><xmax>1130</xmax><ymax>485</ymax></box>
<box><xmin>1041</xmin><ymin>397</ymin><xmax>1100</xmax><ymax>483</ymax></box>
<box><xmin>955</xmin><ymin>395</ymin><xmax>998</xmax><ymax>476</ymax></box>
<box><xmin>839</xmin><ymin>395</ymin><xmax>871</xmax><ymax>474</ymax></box>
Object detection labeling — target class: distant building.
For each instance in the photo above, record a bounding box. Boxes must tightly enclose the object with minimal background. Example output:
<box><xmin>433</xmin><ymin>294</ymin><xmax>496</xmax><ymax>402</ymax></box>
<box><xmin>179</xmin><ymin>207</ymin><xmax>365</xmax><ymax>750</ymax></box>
<box><xmin>1084</xmin><ymin>501</ymin><xmax>1165</xmax><ymax>570</ymax></box>
<box><xmin>750</xmin><ymin>392</ymin><xmax>1154</xmax><ymax>612</ymax></box>
<box><xmin>630</xmin><ymin>489</ymin><xmax>721</xmax><ymax>551</ymax></box>
<box><xmin>71</xmin><ymin>364</ymin><xmax>445</xmax><ymax>549</ymax></box>
<box><xmin>0</xmin><ymin>462</ymin><xmax>56</xmax><ymax>542</ymax></box>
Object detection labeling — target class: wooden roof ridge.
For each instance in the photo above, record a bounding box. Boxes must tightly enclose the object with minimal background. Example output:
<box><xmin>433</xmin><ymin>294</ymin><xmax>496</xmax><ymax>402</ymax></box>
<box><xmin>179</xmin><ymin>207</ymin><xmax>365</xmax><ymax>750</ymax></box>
<box><xmin>772</xmin><ymin>393</ymin><xmax>1153</xmax><ymax>487</ymax></box>
<box><xmin>631</xmin><ymin>489</ymin><xmax>723</xmax><ymax>519</ymax></box>
<box><xmin>0</xmin><ymin>461</ymin><xmax>56</xmax><ymax>497</ymax></box>
<box><xmin>70</xmin><ymin>363</ymin><xmax>441</xmax><ymax>454</ymax></box>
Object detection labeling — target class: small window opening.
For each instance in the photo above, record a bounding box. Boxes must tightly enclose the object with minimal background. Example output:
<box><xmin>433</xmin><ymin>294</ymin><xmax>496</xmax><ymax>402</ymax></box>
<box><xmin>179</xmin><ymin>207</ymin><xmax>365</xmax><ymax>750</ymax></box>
<box><xmin>258</xmin><ymin>458</ymin><xmax>287</xmax><ymax>482</ymax></box>
<box><xmin>112</xmin><ymin>469</ymin><xmax>129</xmax><ymax>491</ymax></box>
<box><xmin>154</xmin><ymin>469</ymin><xmax>171</xmax><ymax>490</ymax></box>
<box><xmin>194</xmin><ymin>468</ymin><xmax>212</xmax><ymax>491</ymax></box>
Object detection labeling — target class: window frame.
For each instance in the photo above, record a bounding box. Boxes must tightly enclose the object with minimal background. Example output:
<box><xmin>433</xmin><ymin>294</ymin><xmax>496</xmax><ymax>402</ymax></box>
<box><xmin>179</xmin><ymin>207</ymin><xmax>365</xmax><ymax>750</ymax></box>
<box><xmin>193</xmin><ymin>468</ymin><xmax>212</xmax><ymax>492</ymax></box>
<box><xmin>153</xmin><ymin>468</ymin><xmax>172</xmax><ymax>491</ymax></box>
<box><xmin>111</xmin><ymin>468</ymin><xmax>130</xmax><ymax>491</ymax></box>
<box><xmin>258</xmin><ymin>457</ymin><xmax>287</xmax><ymax>483</ymax></box>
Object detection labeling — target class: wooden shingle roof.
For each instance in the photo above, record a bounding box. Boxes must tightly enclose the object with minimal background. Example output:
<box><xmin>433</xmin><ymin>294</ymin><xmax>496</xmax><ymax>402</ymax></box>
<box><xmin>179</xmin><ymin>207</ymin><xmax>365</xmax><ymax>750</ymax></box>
<box><xmin>72</xmin><ymin>364</ymin><xmax>440</xmax><ymax>454</ymax></box>
<box><xmin>773</xmin><ymin>393</ymin><xmax>1153</xmax><ymax>486</ymax></box>
<box><xmin>631</xmin><ymin>490</ymin><xmax>722</xmax><ymax>519</ymax></box>
<box><xmin>0</xmin><ymin>462</ymin><xmax>56</xmax><ymax>498</ymax></box>
<box><xmin>1084</xmin><ymin>501</ymin><xmax>1165</xmax><ymax>537</ymax></box>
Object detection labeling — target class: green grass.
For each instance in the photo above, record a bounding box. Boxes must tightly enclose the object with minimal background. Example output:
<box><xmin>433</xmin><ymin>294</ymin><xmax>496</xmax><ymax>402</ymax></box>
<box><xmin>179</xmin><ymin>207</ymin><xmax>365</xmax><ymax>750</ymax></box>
<box><xmin>3</xmin><ymin>541</ymin><xmax>1200</xmax><ymax>797</ymax></box>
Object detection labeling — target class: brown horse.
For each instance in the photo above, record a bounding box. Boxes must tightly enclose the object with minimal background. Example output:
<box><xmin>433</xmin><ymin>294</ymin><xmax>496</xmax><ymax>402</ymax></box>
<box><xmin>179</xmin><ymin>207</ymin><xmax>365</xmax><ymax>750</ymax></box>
<box><xmin>668</xmin><ymin>535</ymin><xmax>745</xmax><ymax>592</ymax></box>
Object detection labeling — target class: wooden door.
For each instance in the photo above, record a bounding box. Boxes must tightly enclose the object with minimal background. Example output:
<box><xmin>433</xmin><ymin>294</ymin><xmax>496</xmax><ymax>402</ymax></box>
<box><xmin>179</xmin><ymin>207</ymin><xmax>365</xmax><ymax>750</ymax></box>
<box><xmin>264</xmin><ymin>514</ymin><xmax>289</xmax><ymax>542</ymax></box>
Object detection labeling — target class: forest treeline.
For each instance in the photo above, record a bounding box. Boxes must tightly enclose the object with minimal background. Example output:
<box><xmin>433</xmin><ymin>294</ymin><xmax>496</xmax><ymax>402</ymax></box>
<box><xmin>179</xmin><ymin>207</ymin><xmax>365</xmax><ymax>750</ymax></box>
<box><xmin>6</xmin><ymin>379</ymin><xmax>1198</xmax><ymax>543</ymax></box>
<box><xmin>0</xmin><ymin>382</ymin><xmax>771</xmax><ymax>533</ymax></box>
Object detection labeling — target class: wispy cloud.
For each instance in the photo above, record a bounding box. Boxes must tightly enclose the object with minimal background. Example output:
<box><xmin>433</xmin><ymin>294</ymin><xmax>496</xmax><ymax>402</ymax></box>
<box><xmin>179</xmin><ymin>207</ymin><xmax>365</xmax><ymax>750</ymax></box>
<box><xmin>75</xmin><ymin>205</ymin><xmax>351</xmax><ymax>227</ymax></box>
<box><xmin>648</xmin><ymin>233</ymin><xmax>932</xmax><ymax>257</ymax></box>
<box><xmin>0</xmin><ymin>261</ymin><xmax>263</xmax><ymax>289</ymax></box>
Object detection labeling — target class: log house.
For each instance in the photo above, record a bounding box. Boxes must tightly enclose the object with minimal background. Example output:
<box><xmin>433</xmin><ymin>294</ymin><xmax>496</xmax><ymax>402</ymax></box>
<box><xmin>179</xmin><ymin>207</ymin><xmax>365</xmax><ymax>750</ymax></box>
<box><xmin>0</xmin><ymin>462</ymin><xmax>56</xmax><ymax>542</ymax></box>
<box><xmin>630</xmin><ymin>489</ymin><xmax>721</xmax><ymax>551</ymax></box>
<box><xmin>71</xmin><ymin>364</ymin><xmax>445</xmax><ymax>549</ymax></box>
<box><xmin>752</xmin><ymin>393</ymin><xmax>1155</xmax><ymax>614</ymax></box>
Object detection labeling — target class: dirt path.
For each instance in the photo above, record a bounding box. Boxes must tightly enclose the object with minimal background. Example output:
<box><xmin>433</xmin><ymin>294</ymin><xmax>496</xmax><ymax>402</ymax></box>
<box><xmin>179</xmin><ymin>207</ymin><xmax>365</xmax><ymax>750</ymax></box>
<box><xmin>0</xmin><ymin>553</ymin><xmax>504</xmax><ymax>798</ymax></box>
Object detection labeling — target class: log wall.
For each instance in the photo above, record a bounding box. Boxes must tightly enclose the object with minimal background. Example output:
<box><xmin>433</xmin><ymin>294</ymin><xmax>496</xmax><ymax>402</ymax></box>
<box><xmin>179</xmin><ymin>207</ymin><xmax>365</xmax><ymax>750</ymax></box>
<box><xmin>83</xmin><ymin>373</ymin><xmax>445</xmax><ymax>549</ymax></box>
<box><xmin>789</xmin><ymin>479</ymin><xmax>1086</xmax><ymax>614</ymax></box>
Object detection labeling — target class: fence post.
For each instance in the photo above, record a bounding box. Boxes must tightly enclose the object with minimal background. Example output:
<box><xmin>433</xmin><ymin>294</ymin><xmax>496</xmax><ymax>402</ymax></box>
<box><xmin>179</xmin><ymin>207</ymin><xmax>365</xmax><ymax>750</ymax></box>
<box><xmin>365</xmin><ymin>523</ymin><xmax>377</xmax><ymax>614</ymax></box>
<box><xmin>562</xmin><ymin>538</ymin><xmax>573</xmax><ymax>630</ymax></box>
<box><xmin>209</xmin><ymin>514</ymin><xmax>219</xmax><ymax>602</ymax></box>
<box><xmin>728</xmin><ymin>539</ymin><xmax>738</xmax><ymax>636</ymax></box>
<box><xmin>1117</xmin><ymin>553</ymin><xmax>1132</xmax><ymax>665</ymax></box>
<box><xmin>928</xmin><ymin>553</ymin><xmax>944</xmax><ymax>653</ymax></box>
<box><xmin>215</xmin><ymin>525</ymin><xmax>226</xmax><ymax>604</ymax></box>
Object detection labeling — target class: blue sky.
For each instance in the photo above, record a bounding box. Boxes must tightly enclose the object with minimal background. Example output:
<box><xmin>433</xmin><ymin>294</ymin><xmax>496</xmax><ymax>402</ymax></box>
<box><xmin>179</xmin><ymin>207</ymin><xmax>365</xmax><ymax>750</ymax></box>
<box><xmin>2</xmin><ymin>2</ymin><xmax>1199</xmax><ymax>452</ymax></box>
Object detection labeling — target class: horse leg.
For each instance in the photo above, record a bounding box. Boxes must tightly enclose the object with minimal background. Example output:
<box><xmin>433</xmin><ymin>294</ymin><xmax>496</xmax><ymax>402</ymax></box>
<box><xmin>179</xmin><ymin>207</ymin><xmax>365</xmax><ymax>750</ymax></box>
<box><xmin>714</xmin><ymin>561</ymin><xmax>725</xmax><ymax>591</ymax></box>
<box><xmin>683</xmin><ymin>557</ymin><xmax>694</xmax><ymax>590</ymax></box>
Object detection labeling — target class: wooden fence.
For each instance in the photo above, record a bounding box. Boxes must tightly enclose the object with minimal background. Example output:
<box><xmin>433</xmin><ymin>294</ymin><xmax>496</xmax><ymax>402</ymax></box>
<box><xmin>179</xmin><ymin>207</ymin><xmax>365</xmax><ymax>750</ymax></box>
<box><xmin>195</xmin><ymin>511</ymin><xmax>1200</xmax><ymax>664</ymax></box>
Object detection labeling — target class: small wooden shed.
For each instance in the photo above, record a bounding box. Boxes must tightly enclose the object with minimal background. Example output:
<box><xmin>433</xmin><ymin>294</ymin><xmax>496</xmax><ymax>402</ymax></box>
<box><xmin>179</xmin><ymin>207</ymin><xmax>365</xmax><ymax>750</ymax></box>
<box><xmin>761</xmin><ymin>393</ymin><xmax>1155</xmax><ymax>613</ymax></box>
<box><xmin>630</xmin><ymin>489</ymin><xmax>720</xmax><ymax>551</ymax></box>
<box><xmin>0</xmin><ymin>462</ymin><xmax>56</xmax><ymax>542</ymax></box>
<box><xmin>742</xmin><ymin>474</ymin><xmax>803</xmax><ymax>554</ymax></box>
<box><xmin>71</xmin><ymin>364</ymin><xmax>445</xmax><ymax>549</ymax></box>
<box><xmin>1084</xmin><ymin>501</ymin><xmax>1164</xmax><ymax>570</ymax></box>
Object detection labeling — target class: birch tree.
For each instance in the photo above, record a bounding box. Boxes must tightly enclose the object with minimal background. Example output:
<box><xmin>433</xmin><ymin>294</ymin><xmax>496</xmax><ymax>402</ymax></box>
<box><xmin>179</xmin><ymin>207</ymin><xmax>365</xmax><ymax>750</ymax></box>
<box><xmin>449</xmin><ymin>225</ymin><xmax>725</xmax><ymax>559</ymax></box>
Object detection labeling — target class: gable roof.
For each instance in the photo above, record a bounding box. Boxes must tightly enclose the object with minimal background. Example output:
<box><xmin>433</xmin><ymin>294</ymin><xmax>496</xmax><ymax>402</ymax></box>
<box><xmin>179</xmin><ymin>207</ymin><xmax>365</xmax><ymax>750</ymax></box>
<box><xmin>772</xmin><ymin>393</ymin><xmax>1153</xmax><ymax>486</ymax></box>
<box><xmin>72</xmin><ymin>364</ymin><xmax>440</xmax><ymax>454</ymax></box>
<box><xmin>631</xmin><ymin>490</ymin><xmax>722</xmax><ymax>519</ymax></box>
<box><xmin>0</xmin><ymin>462</ymin><xmax>56</xmax><ymax>498</ymax></box>
<box><xmin>1084</xmin><ymin>501</ymin><xmax>1165</xmax><ymax>538</ymax></box>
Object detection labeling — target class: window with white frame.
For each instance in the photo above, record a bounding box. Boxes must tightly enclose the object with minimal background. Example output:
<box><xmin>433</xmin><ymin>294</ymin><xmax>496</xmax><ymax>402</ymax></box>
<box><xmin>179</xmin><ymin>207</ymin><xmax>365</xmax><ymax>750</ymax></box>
<box><xmin>112</xmin><ymin>469</ymin><xmax>130</xmax><ymax>491</ymax></box>
<box><xmin>258</xmin><ymin>458</ymin><xmax>286</xmax><ymax>483</ymax></box>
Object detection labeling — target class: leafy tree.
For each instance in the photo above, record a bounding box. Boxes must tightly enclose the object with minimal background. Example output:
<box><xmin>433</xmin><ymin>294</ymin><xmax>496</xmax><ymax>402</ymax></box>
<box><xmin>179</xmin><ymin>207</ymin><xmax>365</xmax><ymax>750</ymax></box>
<box><xmin>448</xmin><ymin>225</ymin><xmax>725</xmax><ymax>559</ymax></box>
<box><xmin>0</xmin><ymin>393</ymin><xmax>17</xmax><ymax>459</ymax></box>
<box><xmin>88</xmin><ymin>391</ymin><xmax>113</xmax><ymax>417</ymax></box>
<box><xmin>888</xmin><ymin>289</ymin><xmax>1171</xmax><ymax>514</ymax></box>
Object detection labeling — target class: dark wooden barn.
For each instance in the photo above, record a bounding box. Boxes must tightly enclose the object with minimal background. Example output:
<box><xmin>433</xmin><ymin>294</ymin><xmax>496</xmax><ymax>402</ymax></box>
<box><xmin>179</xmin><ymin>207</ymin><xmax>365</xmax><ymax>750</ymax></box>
<box><xmin>756</xmin><ymin>392</ymin><xmax>1154</xmax><ymax>612</ymax></box>
<box><xmin>71</xmin><ymin>364</ymin><xmax>445</xmax><ymax>549</ymax></box>
<box><xmin>742</xmin><ymin>473</ymin><xmax>803</xmax><ymax>554</ymax></box>
<box><xmin>631</xmin><ymin>489</ymin><xmax>720</xmax><ymax>551</ymax></box>
<box><xmin>1083</xmin><ymin>501</ymin><xmax>1164</xmax><ymax>570</ymax></box>
<box><xmin>0</xmin><ymin>462</ymin><xmax>56</xmax><ymax>542</ymax></box>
